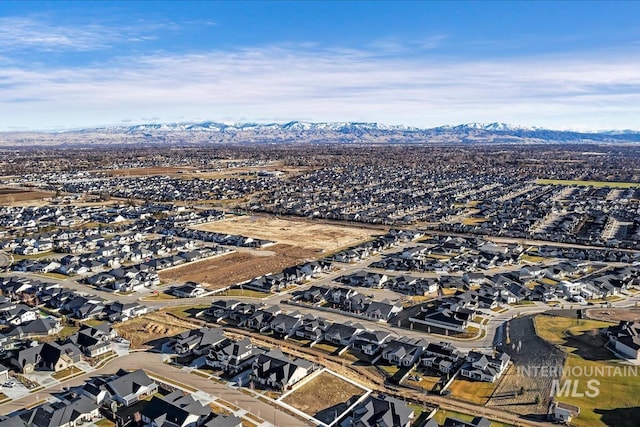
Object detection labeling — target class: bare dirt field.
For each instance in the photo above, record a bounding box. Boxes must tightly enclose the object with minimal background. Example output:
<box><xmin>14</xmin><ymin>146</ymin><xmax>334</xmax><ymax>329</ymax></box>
<box><xmin>159</xmin><ymin>244</ymin><xmax>319</xmax><ymax>289</ymax></box>
<box><xmin>0</xmin><ymin>189</ymin><xmax>52</xmax><ymax>204</ymax></box>
<box><xmin>114</xmin><ymin>311</ymin><xmax>195</xmax><ymax>349</ymax></box>
<box><xmin>586</xmin><ymin>307</ymin><xmax>640</xmax><ymax>323</ymax></box>
<box><xmin>105</xmin><ymin>167</ymin><xmax>197</xmax><ymax>177</ymax></box>
<box><xmin>193</xmin><ymin>216</ymin><xmax>376</xmax><ymax>251</ymax></box>
<box><xmin>281</xmin><ymin>370</ymin><xmax>367</xmax><ymax>424</ymax></box>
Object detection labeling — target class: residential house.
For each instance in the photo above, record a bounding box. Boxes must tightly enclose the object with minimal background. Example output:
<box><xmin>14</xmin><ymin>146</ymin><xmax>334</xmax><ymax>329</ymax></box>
<box><xmin>103</xmin><ymin>369</ymin><xmax>158</xmax><ymax>407</ymax></box>
<box><xmin>245</xmin><ymin>306</ymin><xmax>281</xmax><ymax>332</ymax></box>
<box><xmin>269</xmin><ymin>313</ymin><xmax>303</xmax><ymax>337</ymax></box>
<box><xmin>206</xmin><ymin>337</ymin><xmax>260</xmax><ymax>374</ymax></box>
<box><xmin>323</xmin><ymin>322</ymin><xmax>364</xmax><ymax>346</ymax></box>
<box><xmin>6</xmin><ymin>317</ymin><xmax>61</xmax><ymax>339</ymax></box>
<box><xmin>173</xmin><ymin>327</ymin><xmax>227</xmax><ymax>357</ymax></box>
<box><xmin>141</xmin><ymin>390</ymin><xmax>212</xmax><ymax>427</ymax></box>
<box><xmin>460</xmin><ymin>351</ymin><xmax>510</xmax><ymax>382</ymax></box>
<box><xmin>64</xmin><ymin>322</ymin><xmax>117</xmax><ymax>357</ymax></box>
<box><xmin>171</xmin><ymin>282</ymin><xmax>207</xmax><ymax>298</ymax></box>
<box><xmin>363</xmin><ymin>300</ymin><xmax>402</xmax><ymax>321</ymax></box>
<box><xmin>352</xmin><ymin>330</ymin><xmax>392</xmax><ymax>356</ymax></box>
<box><xmin>381</xmin><ymin>338</ymin><xmax>426</xmax><ymax>367</ymax></box>
<box><xmin>606</xmin><ymin>321</ymin><xmax>640</xmax><ymax>360</ymax></box>
<box><xmin>250</xmin><ymin>349</ymin><xmax>314</xmax><ymax>390</ymax></box>
<box><xmin>0</xmin><ymin>304</ymin><xmax>38</xmax><ymax>326</ymax></box>
<box><xmin>19</xmin><ymin>395</ymin><xmax>100</xmax><ymax>427</ymax></box>
<box><xmin>12</xmin><ymin>342</ymin><xmax>81</xmax><ymax>374</ymax></box>
<box><xmin>421</xmin><ymin>342</ymin><xmax>463</xmax><ymax>375</ymax></box>
<box><xmin>349</xmin><ymin>394</ymin><xmax>414</xmax><ymax>427</ymax></box>
<box><xmin>294</xmin><ymin>314</ymin><xmax>330</xmax><ymax>341</ymax></box>
<box><xmin>205</xmin><ymin>300</ymin><xmax>241</xmax><ymax>321</ymax></box>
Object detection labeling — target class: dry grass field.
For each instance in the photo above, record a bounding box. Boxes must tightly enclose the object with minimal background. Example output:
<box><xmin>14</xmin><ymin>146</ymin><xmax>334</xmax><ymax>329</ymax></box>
<box><xmin>0</xmin><ymin>187</ymin><xmax>53</xmax><ymax>204</ymax></box>
<box><xmin>114</xmin><ymin>311</ymin><xmax>195</xmax><ymax>349</ymax></box>
<box><xmin>281</xmin><ymin>371</ymin><xmax>367</xmax><ymax>423</ymax></box>
<box><xmin>159</xmin><ymin>244</ymin><xmax>320</xmax><ymax>289</ymax></box>
<box><xmin>448</xmin><ymin>377</ymin><xmax>499</xmax><ymax>405</ymax></box>
<box><xmin>105</xmin><ymin>167</ymin><xmax>197</xmax><ymax>177</ymax></box>
<box><xmin>193</xmin><ymin>215</ymin><xmax>375</xmax><ymax>251</ymax></box>
<box><xmin>533</xmin><ymin>314</ymin><xmax>640</xmax><ymax>427</ymax></box>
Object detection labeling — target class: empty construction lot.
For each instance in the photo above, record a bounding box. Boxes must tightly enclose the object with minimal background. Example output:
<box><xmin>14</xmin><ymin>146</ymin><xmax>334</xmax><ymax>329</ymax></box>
<box><xmin>0</xmin><ymin>187</ymin><xmax>52</xmax><ymax>204</ymax></box>
<box><xmin>159</xmin><ymin>244</ymin><xmax>320</xmax><ymax>289</ymax></box>
<box><xmin>162</xmin><ymin>216</ymin><xmax>378</xmax><ymax>289</ymax></box>
<box><xmin>192</xmin><ymin>215</ymin><xmax>376</xmax><ymax>251</ymax></box>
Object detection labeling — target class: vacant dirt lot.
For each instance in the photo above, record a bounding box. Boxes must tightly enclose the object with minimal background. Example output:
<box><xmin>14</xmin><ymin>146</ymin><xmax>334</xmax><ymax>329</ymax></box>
<box><xmin>114</xmin><ymin>311</ymin><xmax>195</xmax><ymax>349</ymax></box>
<box><xmin>159</xmin><ymin>244</ymin><xmax>319</xmax><ymax>289</ymax></box>
<box><xmin>487</xmin><ymin>315</ymin><xmax>566</xmax><ymax>416</ymax></box>
<box><xmin>0</xmin><ymin>188</ymin><xmax>52</xmax><ymax>203</ymax></box>
<box><xmin>193</xmin><ymin>216</ymin><xmax>375</xmax><ymax>251</ymax></box>
<box><xmin>586</xmin><ymin>307</ymin><xmax>640</xmax><ymax>323</ymax></box>
<box><xmin>281</xmin><ymin>370</ymin><xmax>366</xmax><ymax>424</ymax></box>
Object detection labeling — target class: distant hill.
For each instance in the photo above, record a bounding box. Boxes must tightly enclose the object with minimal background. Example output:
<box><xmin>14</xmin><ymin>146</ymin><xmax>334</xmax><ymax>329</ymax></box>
<box><xmin>2</xmin><ymin>121</ymin><xmax>640</xmax><ymax>146</ymax></box>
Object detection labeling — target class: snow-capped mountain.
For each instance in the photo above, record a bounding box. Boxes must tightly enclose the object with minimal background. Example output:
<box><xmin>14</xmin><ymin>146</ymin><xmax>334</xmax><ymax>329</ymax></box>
<box><xmin>1</xmin><ymin>120</ymin><xmax>640</xmax><ymax>146</ymax></box>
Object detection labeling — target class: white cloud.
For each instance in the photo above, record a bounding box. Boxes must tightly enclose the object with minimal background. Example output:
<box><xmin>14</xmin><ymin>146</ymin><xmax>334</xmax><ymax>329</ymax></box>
<box><xmin>0</xmin><ymin>16</ymin><xmax>173</xmax><ymax>52</ymax></box>
<box><xmin>0</xmin><ymin>45</ymin><xmax>639</xmax><ymax>131</ymax></box>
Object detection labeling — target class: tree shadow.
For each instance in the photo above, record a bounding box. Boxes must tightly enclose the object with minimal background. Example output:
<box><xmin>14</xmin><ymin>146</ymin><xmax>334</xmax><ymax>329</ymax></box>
<box><xmin>564</xmin><ymin>332</ymin><xmax>615</xmax><ymax>361</ymax></box>
<box><xmin>594</xmin><ymin>407</ymin><xmax>640</xmax><ymax>427</ymax></box>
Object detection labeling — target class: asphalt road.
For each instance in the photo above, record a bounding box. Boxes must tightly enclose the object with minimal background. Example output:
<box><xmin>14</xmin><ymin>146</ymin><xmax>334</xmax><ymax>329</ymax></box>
<box><xmin>0</xmin><ymin>252</ymin><xmax>11</xmax><ymax>269</ymax></box>
<box><xmin>0</xmin><ymin>352</ymin><xmax>308</xmax><ymax>426</ymax></box>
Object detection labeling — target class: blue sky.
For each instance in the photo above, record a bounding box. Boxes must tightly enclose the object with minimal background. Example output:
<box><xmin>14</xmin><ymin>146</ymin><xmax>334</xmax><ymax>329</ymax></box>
<box><xmin>1</xmin><ymin>1</ymin><xmax>640</xmax><ymax>131</ymax></box>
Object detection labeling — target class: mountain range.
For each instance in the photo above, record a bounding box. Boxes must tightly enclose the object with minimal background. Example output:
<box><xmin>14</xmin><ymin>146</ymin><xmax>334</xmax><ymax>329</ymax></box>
<box><xmin>2</xmin><ymin>121</ymin><xmax>640</xmax><ymax>146</ymax></box>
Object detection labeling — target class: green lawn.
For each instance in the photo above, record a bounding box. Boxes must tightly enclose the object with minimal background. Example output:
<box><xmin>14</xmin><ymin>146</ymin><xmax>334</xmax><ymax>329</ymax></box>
<box><xmin>312</xmin><ymin>341</ymin><xmax>340</xmax><ymax>355</ymax></box>
<box><xmin>58</xmin><ymin>325</ymin><xmax>80</xmax><ymax>339</ymax></box>
<box><xmin>554</xmin><ymin>355</ymin><xmax>640</xmax><ymax>427</ymax></box>
<box><xmin>509</xmin><ymin>300</ymin><xmax>534</xmax><ymax>306</ymax></box>
<box><xmin>405</xmin><ymin>372</ymin><xmax>440</xmax><ymax>392</ymax></box>
<box><xmin>164</xmin><ymin>305</ymin><xmax>210</xmax><ymax>319</ymax></box>
<box><xmin>448</xmin><ymin>378</ymin><xmax>499</xmax><ymax>405</ymax></box>
<box><xmin>376</xmin><ymin>362</ymin><xmax>401</xmax><ymax>378</ymax></box>
<box><xmin>81</xmin><ymin>319</ymin><xmax>108</xmax><ymax>327</ymax></box>
<box><xmin>462</xmin><ymin>217</ymin><xmax>487</xmax><ymax>225</ymax></box>
<box><xmin>536</xmin><ymin>179</ymin><xmax>640</xmax><ymax>188</ymax></box>
<box><xmin>407</xmin><ymin>404</ymin><xmax>432</xmax><ymax>427</ymax></box>
<box><xmin>140</xmin><ymin>292</ymin><xmax>178</xmax><ymax>301</ymax></box>
<box><xmin>534</xmin><ymin>315</ymin><xmax>640</xmax><ymax>427</ymax></box>
<box><xmin>285</xmin><ymin>336</ymin><xmax>312</xmax><ymax>347</ymax></box>
<box><xmin>51</xmin><ymin>365</ymin><xmax>83</xmax><ymax>380</ymax></box>
<box><xmin>520</xmin><ymin>254</ymin><xmax>548</xmax><ymax>263</ymax></box>
<box><xmin>534</xmin><ymin>315</ymin><xmax>614</xmax><ymax>346</ymax></box>
<box><xmin>12</xmin><ymin>251</ymin><xmax>53</xmax><ymax>260</ymax></box>
<box><xmin>224</xmin><ymin>288</ymin><xmax>271</xmax><ymax>298</ymax></box>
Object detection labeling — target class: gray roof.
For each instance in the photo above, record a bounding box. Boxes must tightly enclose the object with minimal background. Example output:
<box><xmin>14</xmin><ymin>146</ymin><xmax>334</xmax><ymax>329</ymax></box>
<box><xmin>351</xmin><ymin>394</ymin><xmax>413</xmax><ymax>427</ymax></box>
<box><xmin>105</xmin><ymin>369</ymin><xmax>155</xmax><ymax>398</ymax></box>
<box><xmin>20</xmin><ymin>395</ymin><xmax>98</xmax><ymax>427</ymax></box>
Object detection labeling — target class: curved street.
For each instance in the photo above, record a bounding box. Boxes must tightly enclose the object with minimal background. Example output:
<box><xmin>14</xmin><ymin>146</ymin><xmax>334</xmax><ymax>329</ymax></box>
<box><xmin>0</xmin><ymin>351</ymin><xmax>306</xmax><ymax>427</ymax></box>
